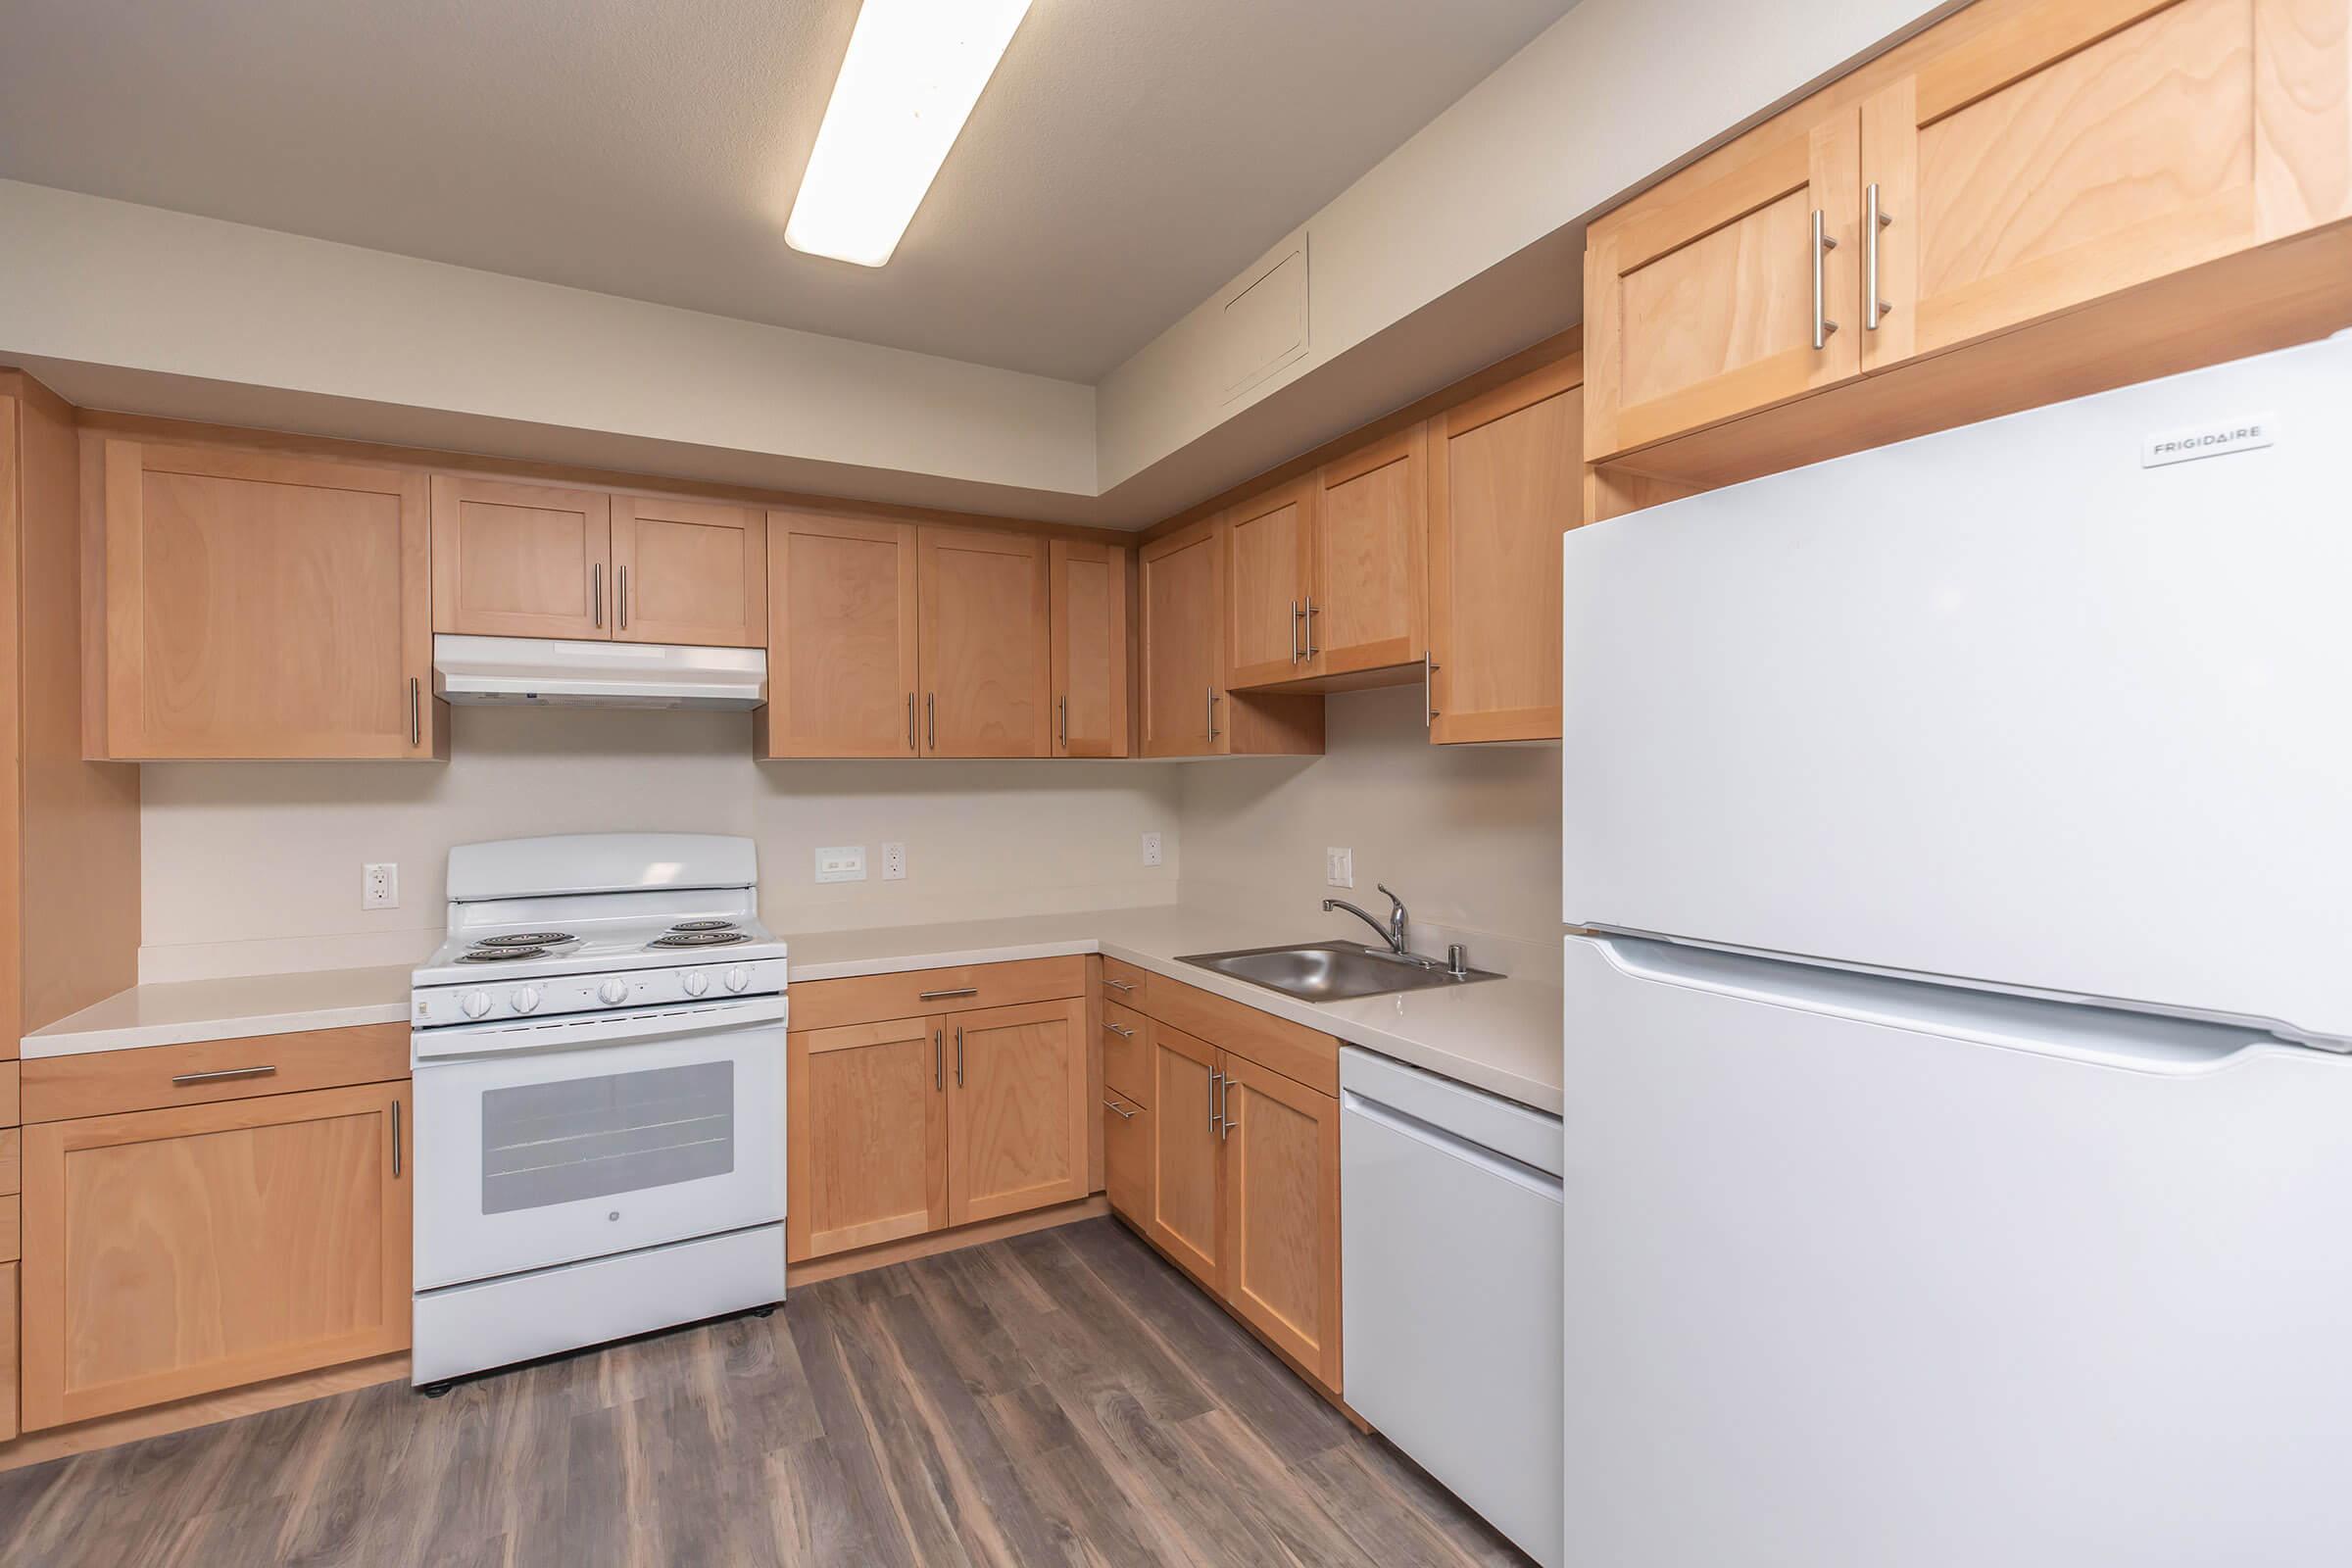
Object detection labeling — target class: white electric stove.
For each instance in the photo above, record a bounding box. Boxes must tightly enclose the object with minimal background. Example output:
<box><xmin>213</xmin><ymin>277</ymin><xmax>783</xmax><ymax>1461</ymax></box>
<box><xmin>409</xmin><ymin>833</ymin><xmax>787</xmax><ymax>1389</ymax></box>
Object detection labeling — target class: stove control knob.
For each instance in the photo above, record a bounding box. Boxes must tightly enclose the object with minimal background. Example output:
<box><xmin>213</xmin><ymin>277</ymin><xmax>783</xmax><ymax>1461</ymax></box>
<box><xmin>511</xmin><ymin>986</ymin><xmax>541</xmax><ymax>1014</ymax></box>
<box><xmin>598</xmin><ymin>978</ymin><xmax>630</xmax><ymax>1006</ymax></box>
<box><xmin>724</xmin><ymin>965</ymin><xmax>751</xmax><ymax>994</ymax></box>
<box><xmin>461</xmin><ymin>989</ymin><xmax>493</xmax><ymax>1018</ymax></box>
<box><xmin>681</xmin><ymin>970</ymin><xmax>710</xmax><ymax>998</ymax></box>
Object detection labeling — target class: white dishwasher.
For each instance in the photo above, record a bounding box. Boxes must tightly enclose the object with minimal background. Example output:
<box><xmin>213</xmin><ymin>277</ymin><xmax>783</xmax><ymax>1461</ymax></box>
<box><xmin>1340</xmin><ymin>1046</ymin><xmax>1563</xmax><ymax>1568</ymax></box>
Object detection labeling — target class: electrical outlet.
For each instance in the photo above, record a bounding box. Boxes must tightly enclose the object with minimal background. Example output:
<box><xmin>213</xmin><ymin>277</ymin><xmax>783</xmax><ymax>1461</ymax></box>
<box><xmin>814</xmin><ymin>846</ymin><xmax>867</xmax><ymax>884</ymax></box>
<box><xmin>881</xmin><ymin>842</ymin><xmax>906</xmax><ymax>881</ymax></box>
<box><xmin>363</xmin><ymin>862</ymin><xmax>399</xmax><ymax>909</ymax></box>
<box><xmin>1325</xmin><ymin>848</ymin><xmax>1353</xmax><ymax>889</ymax></box>
<box><xmin>1141</xmin><ymin>831</ymin><xmax>1163</xmax><ymax>868</ymax></box>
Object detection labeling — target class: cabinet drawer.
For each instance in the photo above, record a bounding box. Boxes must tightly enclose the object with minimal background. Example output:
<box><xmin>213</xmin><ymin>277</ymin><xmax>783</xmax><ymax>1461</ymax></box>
<box><xmin>1100</xmin><ymin>956</ymin><xmax>1149</xmax><ymax>1003</ymax></box>
<box><xmin>1103</xmin><ymin>1093</ymin><xmax>1149</xmax><ymax>1221</ymax></box>
<box><xmin>1102</xmin><ymin>1004</ymin><xmax>1149</xmax><ymax>1103</ymax></box>
<box><xmin>20</xmin><ymin>1024</ymin><xmax>410</xmax><ymax>1123</ymax></box>
<box><xmin>1143</xmin><ymin>974</ymin><xmax>1339</xmax><ymax>1097</ymax></box>
<box><xmin>789</xmin><ymin>956</ymin><xmax>1087</xmax><ymax>1031</ymax></box>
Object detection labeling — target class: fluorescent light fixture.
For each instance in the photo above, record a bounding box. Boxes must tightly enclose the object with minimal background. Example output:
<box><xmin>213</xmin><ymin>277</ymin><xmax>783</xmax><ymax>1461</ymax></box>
<box><xmin>786</xmin><ymin>0</ymin><xmax>1036</xmax><ymax>268</ymax></box>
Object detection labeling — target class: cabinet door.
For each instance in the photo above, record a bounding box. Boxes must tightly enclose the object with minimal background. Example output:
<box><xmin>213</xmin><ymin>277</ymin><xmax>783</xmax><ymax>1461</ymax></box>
<box><xmin>1224</xmin><ymin>480</ymin><xmax>1314</xmax><ymax>689</ymax></box>
<box><xmin>1146</xmin><ymin>1023</ymin><xmax>1224</xmax><ymax>1290</ymax></box>
<box><xmin>760</xmin><ymin>509</ymin><xmax>918</xmax><ymax>759</ymax></box>
<box><xmin>1049</xmin><ymin>539</ymin><xmax>1129</xmax><ymax>758</ymax></box>
<box><xmin>1586</xmin><ymin>109</ymin><xmax>1861</xmax><ymax>459</ymax></box>
<box><xmin>612</xmin><ymin>496</ymin><xmax>765</xmax><ymax>648</ymax></box>
<box><xmin>1859</xmin><ymin>0</ymin><xmax>2290</xmax><ymax>371</ymax></box>
<box><xmin>1139</xmin><ymin>517</ymin><xmax>1224</xmax><ymax>757</ymax></box>
<box><xmin>20</xmin><ymin>1083</ymin><xmax>410</xmax><ymax>1430</ymax></box>
<box><xmin>946</xmin><ymin>999</ymin><xmax>1087</xmax><ymax>1225</ymax></box>
<box><xmin>787</xmin><ymin>1016</ymin><xmax>948</xmax><ymax>1261</ymax></box>
<box><xmin>1310</xmin><ymin>426</ymin><xmax>1426</xmax><ymax>676</ymax></box>
<box><xmin>1103</xmin><ymin>1093</ymin><xmax>1149</xmax><ymax>1222</ymax></box>
<box><xmin>1427</xmin><ymin>357</ymin><xmax>1584</xmax><ymax>744</ymax></box>
<box><xmin>100</xmin><ymin>442</ymin><xmax>436</xmax><ymax>760</ymax></box>
<box><xmin>1217</xmin><ymin>1055</ymin><xmax>1342</xmax><ymax>1390</ymax></box>
<box><xmin>429</xmin><ymin>475</ymin><xmax>612</xmax><ymax>640</ymax></box>
<box><xmin>918</xmin><ymin>526</ymin><xmax>1052</xmax><ymax>758</ymax></box>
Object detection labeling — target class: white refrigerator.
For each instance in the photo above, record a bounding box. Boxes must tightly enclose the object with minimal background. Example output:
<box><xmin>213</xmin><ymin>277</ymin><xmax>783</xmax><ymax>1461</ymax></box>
<box><xmin>1559</xmin><ymin>333</ymin><xmax>2352</xmax><ymax>1565</ymax></box>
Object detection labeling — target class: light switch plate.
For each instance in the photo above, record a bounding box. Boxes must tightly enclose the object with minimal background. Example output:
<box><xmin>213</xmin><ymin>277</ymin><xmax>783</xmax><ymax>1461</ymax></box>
<box><xmin>363</xmin><ymin>862</ymin><xmax>399</xmax><ymax>909</ymax></box>
<box><xmin>1325</xmin><ymin>848</ymin><xmax>1353</xmax><ymax>889</ymax></box>
<box><xmin>815</xmin><ymin>846</ymin><xmax>867</xmax><ymax>883</ymax></box>
<box><xmin>881</xmin><ymin>842</ymin><xmax>906</xmax><ymax>881</ymax></box>
<box><xmin>1141</xmin><ymin>831</ymin><xmax>1163</xmax><ymax>868</ymax></box>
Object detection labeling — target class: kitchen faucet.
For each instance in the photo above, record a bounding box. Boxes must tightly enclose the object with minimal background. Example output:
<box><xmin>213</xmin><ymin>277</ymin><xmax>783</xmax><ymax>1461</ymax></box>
<box><xmin>1323</xmin><ymin>884</ymin><xmax>1409</xmax><ymax>956</ymax></box>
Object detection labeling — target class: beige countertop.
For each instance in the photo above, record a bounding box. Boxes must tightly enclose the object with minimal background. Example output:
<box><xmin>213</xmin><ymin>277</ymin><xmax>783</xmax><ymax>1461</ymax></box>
<box><xmin>24</xmin><ymin>906</ymin><xmax>1564</xmax><ymax>1113</ymax></box>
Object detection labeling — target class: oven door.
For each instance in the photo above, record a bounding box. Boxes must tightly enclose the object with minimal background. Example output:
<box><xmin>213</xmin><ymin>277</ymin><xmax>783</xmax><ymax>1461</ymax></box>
<box><xmin>413</xmin><ymin>997</ymin><xmax>787</xmax><ymax>1290</ymax></box>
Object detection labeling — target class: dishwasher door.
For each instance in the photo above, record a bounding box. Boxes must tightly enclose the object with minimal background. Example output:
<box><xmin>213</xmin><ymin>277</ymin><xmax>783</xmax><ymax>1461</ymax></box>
<box><xmin>1339</xmin><ymin>1047</ymin><xmax>1563</xmax><ymax>1568</ymax></box>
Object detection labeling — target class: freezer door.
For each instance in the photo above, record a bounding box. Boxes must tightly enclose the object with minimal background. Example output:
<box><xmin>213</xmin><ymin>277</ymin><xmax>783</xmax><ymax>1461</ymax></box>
<box><xmin>1560</xmin><ymin>332</ymin><xmax>2352</xmax><ymax>1044</ymax></box>
<box><xmin>1562</xmin><ymin>934</ymin><xmax>2352</xmax><ymax>1567</ymax></box>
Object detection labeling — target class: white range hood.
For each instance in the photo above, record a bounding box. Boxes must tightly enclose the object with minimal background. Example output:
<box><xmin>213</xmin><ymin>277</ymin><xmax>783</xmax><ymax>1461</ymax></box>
<box><xmin>433</xmin><ymin>635</ymin><xmax>766</xmax><ymax>710</ymax></box>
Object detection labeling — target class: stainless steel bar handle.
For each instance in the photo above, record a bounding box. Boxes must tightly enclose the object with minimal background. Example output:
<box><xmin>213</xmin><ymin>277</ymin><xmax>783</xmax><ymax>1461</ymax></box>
<box><xmin>1810</xmin><ymin>208</ymin><xmax>1838</xmax><ymax>351</ymax></box>
<box><xmin>1423</xmin><ymin>651</ymin><xmax>1439</xmax><ymax>727</ymax></box>
<box><xmin>955</xmin><ymin>1024</ymin><xmax>965</xmax><ymax>1087</ymax></box>
<box><xmin>1058</xmin><ymin>695</ymin><xmax>1068</xmax><ymax>750</ymax></box>
<box><xmin>1102</xmin><ymin>978</ymin><xmax>1135</xmax><ymax>993</ymax></box>
<box><xmin>593</xmin><ymin>563</ymin><xmax>604</xmax><ymax>627</ymax></box>
<box><xmin>618</xmin><ymin>565</ymin><xmax>629</xmax><ymax>629</ymax></box>
<box><xmin>907</xmin><ymin>693</ymin><xmax>917</xmax><ymax>753</ymax></box>
<box><xmin>1205</xmin><ymin>687</ymin><xmax>1221</xmax><ymax>743</ymax></box>
<box><xmin>410</xmin><ymin>677</ymin><xmax>421</xmax><ymax>747</ymax></box>
<box><xmin>934</xmin><ymin>1028</ymin><xmax>944</xmax><ymax>1091</ymax></box>
<box><xmin>1218</xmin><ymin>1074</ymin><xmax>1234</xmax><ymax>1142</ymax></box>
<box><xmin>1103</xmin><ymin>1098</ymin><xmax>1137</xmax><ymax>1121</ymax></box>
<box><xmin>1290</xmin><ymin>600</ymin><xmax>1302</xmax><ymax>662</ymax></box>
<box><xmin>1303</xmin><ymin>597</ymin><xmax>1319</xmax><ymax>657</ymax></box>
<box><xmin>918</xmin><ymin>987</ymin><xmax>979</xmax><ymax>1001</ymax></box>
<box><xmin>391</xmin><ymin>1098</ymin><xmax>403</xmax><ymax>1178</ymax></box>
<box><xmin>926</xmin><ymin>693</ymin><xmax>936</xmax><ymax>752</ymax></box>
<box><xmin>1103</xmin><ymin>1021</ymin><xmax>1135</xmax><ymax>1038</ymax></box>
<box><xmin>1866</xmin><ymin>182</ymin><xmax>1891</xmax><ymax>331</ymax></box>
<box><xmin>172</xmin><ymin>1064</ymin><xmax>276</xmax><ymax>1086</ymax></box>
<box><xmin>1209</xmin><ymin>1069</ymin><xmax>1224</xmax><ymax>1131</ymax></box>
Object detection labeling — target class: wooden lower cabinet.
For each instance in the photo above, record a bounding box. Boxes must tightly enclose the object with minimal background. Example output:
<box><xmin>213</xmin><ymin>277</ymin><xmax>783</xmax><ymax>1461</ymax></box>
<box><xmin>0</xmin><ymin>1260</ymin><xmax>16</xmax><ymax>1445</ymax></box>
<box><xmin>1145</xmin><ymin>1025</ymin><xmax>1225</xmax><ymax>1290</ymax></box>
<box><xmin>1218</xmin><ymin>1057</ymin><xmax>1342</xmax><ymax>1388</ymax></box>
<box><xmin>19</xmin><ymin>1081</ymin><xmax>411</xmax><ymax>1431</ymax></box>
<box><xmin>786</xmin><ymin>978</ymin><xmax>1089</xmax><ymax>1264</ymax></box>
<box><xmin>1102</xmin><ymin>1093</ymin><xmax>1149</xmax><ymax>1221</ymax></box>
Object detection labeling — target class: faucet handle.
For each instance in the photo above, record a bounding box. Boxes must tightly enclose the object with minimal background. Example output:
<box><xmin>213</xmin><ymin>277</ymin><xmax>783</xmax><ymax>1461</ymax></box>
<box><xmin>1375</xmin><ymin>883</ymin><xmax>1404</xmax><ymax>911</ymax></box>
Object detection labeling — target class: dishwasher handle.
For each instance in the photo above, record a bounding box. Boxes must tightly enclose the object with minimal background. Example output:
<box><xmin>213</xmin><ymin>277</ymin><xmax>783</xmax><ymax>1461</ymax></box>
<box><xmin>1343</xmin><ymin>1090</ymin><xmax>1564</xmax><ymax>1200</ymax></box>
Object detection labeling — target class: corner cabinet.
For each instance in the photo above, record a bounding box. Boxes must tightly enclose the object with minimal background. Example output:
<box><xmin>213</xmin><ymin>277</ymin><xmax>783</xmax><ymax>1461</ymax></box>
<box><xmin>90</xmin><ymin>441</ymin><xmax>442</xmax><ymax>760</ymax></box>
<box><xmin>1139</xmin><ymin>515</ymin><xmax>1324</xmax><ymax>760</ymax></box>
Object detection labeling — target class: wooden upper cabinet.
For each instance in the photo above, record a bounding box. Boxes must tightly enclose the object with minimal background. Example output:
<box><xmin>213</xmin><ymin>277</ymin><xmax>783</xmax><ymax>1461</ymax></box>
<box><xmin>1223</xmin><ymin>480</ymin><xmax>1314</xmax><ymax>688</ymax></box>
<box><xmin>787</xmin><ymin>1015</ymin><xmax>948</xmax><ymax>1262</ymax></box>
<box><xmin>1858</xmin><ymin>0</ymin><xmax>2297</xmax><ymax>371</ymax></box>
<box><xmin>1428</xmin><ymin>356</ymin><xmax>1584</xmax><ymax>745</ymax></box>
<box><xmin>760</xmin><ymin>508</ymin><xmax>918</xmax><ymax>760</ymax></box>
<box><xmin>18</xmin><ymin>1082</ymin><xmax>410</xmax><ymax>1430</ymax></box>
<box><xmin>96</xmin><ymin>441</ymin><xmax>438</xmax><ymax>760</ymax></box>
<box><xmin>918</xmin><ymin>525</ymin><xmax>1050</xmax><ymax>759</ymax></box>
<box><xmin>1586</xmin><ymin>108</ymin><xmax>1862</xmax><ymax>461</ymax></box>
<box><xmin>1310</xmin><ymin>425</ymin><xmax>1427</xmax><ymax>677</ymax></box>
<box><xmin>1048</xmin><ymin>539</ymin><xmax>1129</xmax><ymax>758</ymax></box>
<box><xmin>947</xmin><ymin>998</ymin><xmax>1088</xmax><ymax>1226</ymax></box>
<box><xmin>1147</xmin><ymin>1023</ymin><xmax>1224</xmax><ymax>1291</ymax></box>
<box><xmin>429</xmin><ymin>475</ymin><xmax>612</xmax><ymax>640</ymax></box>
<box><xmin>611</xmin><ymin>495</ymin><xmax>765</xmax><ymax>648</ymax></box>
<box><xmin>1219</xmin><ymin>1053</ymin><xmax>1342</xmax><ymax>1391</ymax></box>
<box><xmin>1139</xmin><ymin>517</ymin><xmax>1225</xmax><ymax>757</ymax></box>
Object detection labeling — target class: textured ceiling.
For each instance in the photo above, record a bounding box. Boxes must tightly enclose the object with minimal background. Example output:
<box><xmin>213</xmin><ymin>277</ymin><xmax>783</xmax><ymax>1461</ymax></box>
<box><xmin>0</xmin><ymin>0</ymin><xmax>1578</xmax><ymax>381</ymax></box>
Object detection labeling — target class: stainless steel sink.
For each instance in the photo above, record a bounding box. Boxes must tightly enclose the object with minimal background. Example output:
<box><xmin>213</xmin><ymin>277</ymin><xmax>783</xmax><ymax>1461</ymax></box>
<box><xmin>1176</xmin><ymin>941</ymin><xmax>1500</xmax><ymax>1003</ymax></box>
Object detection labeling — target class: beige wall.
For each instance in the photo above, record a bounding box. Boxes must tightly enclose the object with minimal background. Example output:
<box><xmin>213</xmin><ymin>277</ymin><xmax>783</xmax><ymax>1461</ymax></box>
<box><xmin>137</xmin><ymin>706</ymin><xmax>1180</xmax><ymax>982</ymax></box>
<box><xmin>1177</xmin><ymin>686</ymin><xmax>1562</xmax><ymax>981</ymax></box>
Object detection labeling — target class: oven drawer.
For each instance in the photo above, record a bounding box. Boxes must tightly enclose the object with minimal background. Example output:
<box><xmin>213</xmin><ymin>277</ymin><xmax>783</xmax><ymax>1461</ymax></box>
<box><xmin>21</xmin><ymin>1024</ymin><xmax>410</xmax><ymax>1122</ymax></box>
<box><xmin>788</xmin><ymin>956</ymin><xmax>1087</xmax><ymax>1031</ymax></box>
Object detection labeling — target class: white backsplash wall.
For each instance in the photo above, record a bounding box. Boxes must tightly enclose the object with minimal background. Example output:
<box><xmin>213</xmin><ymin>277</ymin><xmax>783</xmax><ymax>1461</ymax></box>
<box><xmin>138</xmin><ymin>706</ymin><xmax>1181</xmax><ymax>982</ymax></box>
<box><xmin>1177</xmin><ymin>684</ymin><xmax>1562</xmax><ymax>981</ymax></box>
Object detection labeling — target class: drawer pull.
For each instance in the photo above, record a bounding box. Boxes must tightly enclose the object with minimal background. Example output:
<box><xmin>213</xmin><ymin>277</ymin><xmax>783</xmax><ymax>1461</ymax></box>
<box><xmin>918</xmin><ymin>987</ymin><xmax>979</xmax><ymax>1002</ymax></box>
<box><xmin>171</xmin><ymin>1064</ymin><xmax>278</xmax><ymax>1087</ymax></box>
<box><xmin>1103</xmin><ymin>1099</ymin><xmax>1137</xmax><ymax>1120</ymax></box>
<box><xmin>1103</xmin><ymin>1021</ymin><xmax>1135</xmax><ymax>1038</ymax></box>
<box><xmin>1102</xmin><ymin>978</ymin><xmax>1136</xmax><ymax>993</ymax></box>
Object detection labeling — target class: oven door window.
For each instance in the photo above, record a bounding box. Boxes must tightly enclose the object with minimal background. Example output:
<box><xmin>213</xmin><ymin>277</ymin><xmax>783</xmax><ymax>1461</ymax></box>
<box><xmin>480</xmin><ymin>1059</ymin><xmax>733</xmax><ymax>1214</ymax></box>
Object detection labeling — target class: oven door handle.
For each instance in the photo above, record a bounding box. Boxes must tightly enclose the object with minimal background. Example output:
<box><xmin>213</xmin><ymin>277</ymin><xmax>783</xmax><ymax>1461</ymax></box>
<box><xmin>412</xmin><ymin>992</ymin><xmax>790</xmax><ymax>1060</ymax></box>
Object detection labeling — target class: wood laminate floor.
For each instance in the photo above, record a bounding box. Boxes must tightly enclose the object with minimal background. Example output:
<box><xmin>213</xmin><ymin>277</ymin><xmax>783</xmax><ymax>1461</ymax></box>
<box><xmin>0</xmin><ymin>1218</ymin><xmax>1531</xmax><ymax>1566</ymax></box>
